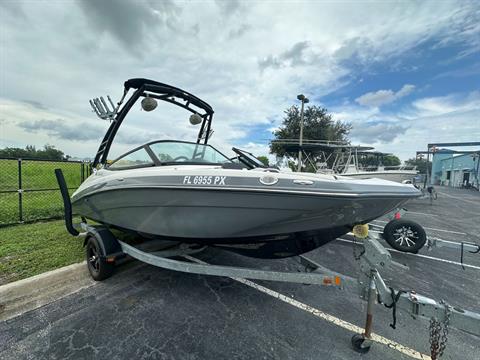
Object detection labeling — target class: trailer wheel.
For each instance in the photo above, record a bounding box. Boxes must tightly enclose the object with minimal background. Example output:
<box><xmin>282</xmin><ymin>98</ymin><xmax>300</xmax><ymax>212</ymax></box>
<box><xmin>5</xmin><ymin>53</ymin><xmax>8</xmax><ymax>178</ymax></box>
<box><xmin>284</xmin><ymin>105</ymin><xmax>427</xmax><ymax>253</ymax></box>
<box><xmin>383</xmin><ymin>219</ymin><xmax>427</xmax><ymax>253</ymax></box>
<box><xmin>86</xmin><ymin>236</ymin><xmax>114</xmax><ymax>281</ymax></box>
<box><xmin>351</xmin><ymin>334</ymin><xmax>371</xmax><ymax>353</ymax></box>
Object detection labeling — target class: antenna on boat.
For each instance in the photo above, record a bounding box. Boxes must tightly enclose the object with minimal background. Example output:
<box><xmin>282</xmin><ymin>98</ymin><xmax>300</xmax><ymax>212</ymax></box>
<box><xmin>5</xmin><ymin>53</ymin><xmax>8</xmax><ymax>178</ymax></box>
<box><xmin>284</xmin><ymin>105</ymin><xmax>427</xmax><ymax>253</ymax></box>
<box><xmin>89</xmin><ymin>95</ymin><xmax>118</xmax><ymax>121</ymax></box>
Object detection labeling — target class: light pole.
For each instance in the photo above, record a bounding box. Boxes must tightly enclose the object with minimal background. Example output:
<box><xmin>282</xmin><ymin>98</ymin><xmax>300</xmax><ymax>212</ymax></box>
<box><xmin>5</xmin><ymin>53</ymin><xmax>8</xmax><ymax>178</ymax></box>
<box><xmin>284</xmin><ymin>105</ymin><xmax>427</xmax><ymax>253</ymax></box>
<box><xmin>297</xmin><ymin>94</ymin><xmax>309</xmax><ymax>172</ymax></box>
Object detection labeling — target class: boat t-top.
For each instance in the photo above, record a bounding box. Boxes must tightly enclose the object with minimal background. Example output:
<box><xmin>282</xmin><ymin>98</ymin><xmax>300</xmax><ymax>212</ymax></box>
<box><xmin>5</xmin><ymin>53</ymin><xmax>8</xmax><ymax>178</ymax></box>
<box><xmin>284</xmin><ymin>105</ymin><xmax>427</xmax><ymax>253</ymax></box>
<box><xmin>275</xmin><ymin>140</ymin><xmax>418</xmax><ymax>183</ymax></box>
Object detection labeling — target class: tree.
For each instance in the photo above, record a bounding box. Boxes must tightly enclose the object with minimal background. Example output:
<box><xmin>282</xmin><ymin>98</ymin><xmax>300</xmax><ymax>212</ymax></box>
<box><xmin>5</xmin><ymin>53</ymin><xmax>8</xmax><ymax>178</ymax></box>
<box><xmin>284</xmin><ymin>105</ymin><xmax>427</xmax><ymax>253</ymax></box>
<box><xmin>256</xmin><ymin>156</ymin><xmax>269</xmax><ymax>166</ymax></box>
<box><xmin>405</xmin><ymin>157</ymin><xmax>431</xmax><ymax>174</ymax></box>
<box><xmin>383</xmin><ymin>155</ymin><xmax>401</xmax><ymax>166</ymax></box>
<box><xmin>358</xmin><ymin>154</ymin><xmax>401</xmax><ymax>168</ymax></box>
<box><xmin>0</xmin><ymin>147</ymin><xmax>29</xmax><ymax>158</ymax></box>
<box><xmin>0</xmin><ymin>144</ymin><xmax>69</xmax><ymax>160</ymax></box>
<box><xmin>37</xmin><ymin>144</ymin><xmax>65</xmax><ymax>160</ymax></box>
<box><xmin>270</xmin><ymin>105</ymin><xmax>351</xmax><ymax>171</ymax></box>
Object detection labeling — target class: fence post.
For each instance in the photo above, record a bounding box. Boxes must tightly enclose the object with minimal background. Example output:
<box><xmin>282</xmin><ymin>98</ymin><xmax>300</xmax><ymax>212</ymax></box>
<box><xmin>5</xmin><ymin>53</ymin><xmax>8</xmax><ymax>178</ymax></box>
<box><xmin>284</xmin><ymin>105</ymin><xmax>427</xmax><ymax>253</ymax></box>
<box><xmin>18</xmin><ymin>158</ymin><xmax>23</xmax><ymax>223</ymax></box>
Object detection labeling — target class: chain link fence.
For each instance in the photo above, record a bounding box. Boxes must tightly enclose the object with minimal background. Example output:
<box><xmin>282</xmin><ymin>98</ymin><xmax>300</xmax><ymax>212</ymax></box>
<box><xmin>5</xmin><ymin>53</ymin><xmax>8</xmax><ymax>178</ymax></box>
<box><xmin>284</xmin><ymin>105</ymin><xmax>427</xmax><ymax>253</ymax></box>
<box><xmin>0</xmin><ymin>158</ymin><xmax>91</xmax><ymax>226</ymax></box>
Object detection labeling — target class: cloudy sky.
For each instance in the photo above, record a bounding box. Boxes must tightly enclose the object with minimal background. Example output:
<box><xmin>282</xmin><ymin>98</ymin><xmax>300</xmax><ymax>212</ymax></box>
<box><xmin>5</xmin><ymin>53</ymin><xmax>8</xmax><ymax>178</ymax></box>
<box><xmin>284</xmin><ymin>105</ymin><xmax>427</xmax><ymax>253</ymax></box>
<box><xmin>0</xmin><ymin>0</ymin><xmax>479</xmax><ymax>161</ymax></box>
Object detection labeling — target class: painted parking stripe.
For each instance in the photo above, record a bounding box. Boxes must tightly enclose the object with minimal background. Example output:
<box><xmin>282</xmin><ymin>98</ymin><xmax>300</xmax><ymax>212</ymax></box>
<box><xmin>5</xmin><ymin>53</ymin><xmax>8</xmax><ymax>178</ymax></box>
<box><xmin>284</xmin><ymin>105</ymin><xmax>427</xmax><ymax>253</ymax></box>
<box><xmin>400</xmin><ymin>211</ymin><xmax>439</xmax><ymax>217</ymax></box>
<box><xmin>371</xmin><ymin>220</ymin><xmax>467</xmax><ymax>236</ymax></box>
<box><xmin>336</xmin><ymin>238</ymin><xmax>480</xmax><ymax>270</ymax></box>
<box><xmin>436</xmin><ymin>191</ymin><xmax>480</xmax><ymax>206</ymax></box>
<box><xmin>185</xmin><ymin>255</ymin><xmax>431</xmax><ymax>360</ymax></box>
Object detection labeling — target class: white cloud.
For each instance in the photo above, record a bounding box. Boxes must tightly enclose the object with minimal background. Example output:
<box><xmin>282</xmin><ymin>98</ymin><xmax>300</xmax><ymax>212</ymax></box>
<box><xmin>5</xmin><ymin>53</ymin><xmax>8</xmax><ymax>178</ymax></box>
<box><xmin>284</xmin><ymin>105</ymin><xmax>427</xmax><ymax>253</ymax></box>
<box><xmin>332</xmin><ymin>90</ymin><xmax>480</xmax><ymax>160</ymax></box>
<box><xmin>396</xmin><ymin>84</ymin><xmax>416</xmax><ymax>97</ymax></box>
<box><xmin>0</xmin><ymin>99</ymin><xmax>109</xmax><ymax>157</ymax></box>
<box><xmin>0</xmin><ymin>1</ymin><xmax>479</xmax><ymax>159</ymax></box>
<box><xmin>350</xmin><ymin>122</ymin><xmax>409</xmax><ymax>143</ymax></box>
<box><xmin>355</xmin><ymin>84</ymin><xmax>415</xmax><ymax>107</ymax></box>
<box><xmin>411</xmin><ymin>91</ymin><xmax>480</xmax><ymax>116</ymax></box>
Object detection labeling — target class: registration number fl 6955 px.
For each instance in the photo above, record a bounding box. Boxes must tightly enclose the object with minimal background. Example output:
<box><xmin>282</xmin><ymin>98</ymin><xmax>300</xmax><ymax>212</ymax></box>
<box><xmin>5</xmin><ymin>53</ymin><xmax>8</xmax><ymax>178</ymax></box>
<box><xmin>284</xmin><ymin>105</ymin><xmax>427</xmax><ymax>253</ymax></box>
<box><xmin>183</xmin><ymin>175</ymin><xmax>226</xmax><ymax>185</ymax></box>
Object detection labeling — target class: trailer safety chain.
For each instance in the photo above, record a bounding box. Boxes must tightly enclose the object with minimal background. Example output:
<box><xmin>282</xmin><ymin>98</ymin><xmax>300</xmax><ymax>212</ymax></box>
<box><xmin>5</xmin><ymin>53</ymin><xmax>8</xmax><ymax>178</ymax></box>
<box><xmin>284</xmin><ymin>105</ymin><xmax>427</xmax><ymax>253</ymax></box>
<box><xmin>460</xmin><ymin>241</ymin><xmax>480</xmax><ymax>270</ymax></box>
<box><xmin>352</xmin><ymin>236</ymin><xmax>365</xmax><ymax>260</ymax></box>
<box><xmin>429</xmin><ymin>301</ymin><xmax>451</xmax><ymax>360</ymax></box>
<box><xmin>470</xmin><ymin>244</ymin><xmax>480</xmax><ymax>254</ymax></box>
<box><xmin>459</xmin><ymin>242</ymin><xmax>480</xmax><ymax>270</ymax></box>
<box><xmin>383</xmin><ymin>287</ymin><xmax>407</xmax><ymax>329</ymax></box>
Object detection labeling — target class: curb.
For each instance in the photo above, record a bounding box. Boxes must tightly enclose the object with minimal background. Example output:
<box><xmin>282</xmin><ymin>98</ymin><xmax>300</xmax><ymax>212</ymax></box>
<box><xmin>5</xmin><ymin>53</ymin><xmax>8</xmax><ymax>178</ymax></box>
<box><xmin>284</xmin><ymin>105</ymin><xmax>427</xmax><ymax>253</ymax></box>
<box><xmin>0</xmin><ymin>261</ymin><xmax>94</xmax><ymax>322</ymax></box>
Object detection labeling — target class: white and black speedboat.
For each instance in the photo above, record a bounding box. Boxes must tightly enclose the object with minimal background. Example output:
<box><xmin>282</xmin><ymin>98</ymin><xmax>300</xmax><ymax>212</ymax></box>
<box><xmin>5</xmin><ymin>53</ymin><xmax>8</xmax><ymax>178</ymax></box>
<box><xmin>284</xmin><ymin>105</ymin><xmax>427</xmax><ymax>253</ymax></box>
<box><xmin>71</xmin><ymin>79</ymin><xmax>421</xmax><ymax>258</ymax></box>
<box><xmin>275</xmin><ymin>141</ymin><xmax>418</xmax><ymax>183</ymax></box>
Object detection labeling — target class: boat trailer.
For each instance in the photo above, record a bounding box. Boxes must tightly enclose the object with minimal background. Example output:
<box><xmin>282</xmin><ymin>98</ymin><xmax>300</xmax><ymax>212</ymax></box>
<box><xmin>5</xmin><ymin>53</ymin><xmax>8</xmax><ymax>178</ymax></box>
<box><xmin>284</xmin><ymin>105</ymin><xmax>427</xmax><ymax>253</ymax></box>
<box><xmin>55</xmin><ymin>169</ymin><xmax>480</xmax><ymax>357</ymax></box>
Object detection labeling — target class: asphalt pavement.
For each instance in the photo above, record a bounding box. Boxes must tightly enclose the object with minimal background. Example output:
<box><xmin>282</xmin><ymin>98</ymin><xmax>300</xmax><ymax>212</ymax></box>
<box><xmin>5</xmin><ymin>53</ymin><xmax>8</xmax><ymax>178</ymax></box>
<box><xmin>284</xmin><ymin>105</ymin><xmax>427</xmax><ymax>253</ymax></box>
<box><xmin>0</xmin><ymin>186</ymin><xmax>479</xmax><ymax>360</ymax></box>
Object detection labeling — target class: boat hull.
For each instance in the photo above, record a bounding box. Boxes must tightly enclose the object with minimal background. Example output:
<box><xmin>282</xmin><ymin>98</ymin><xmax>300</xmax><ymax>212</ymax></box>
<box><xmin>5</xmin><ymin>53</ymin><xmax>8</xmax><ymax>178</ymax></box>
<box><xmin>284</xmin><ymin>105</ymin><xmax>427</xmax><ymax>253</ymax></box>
<box><xmin>72</xmin><ymin>186</ymin><xmax>411</xmax><ymax>258</ymax></box>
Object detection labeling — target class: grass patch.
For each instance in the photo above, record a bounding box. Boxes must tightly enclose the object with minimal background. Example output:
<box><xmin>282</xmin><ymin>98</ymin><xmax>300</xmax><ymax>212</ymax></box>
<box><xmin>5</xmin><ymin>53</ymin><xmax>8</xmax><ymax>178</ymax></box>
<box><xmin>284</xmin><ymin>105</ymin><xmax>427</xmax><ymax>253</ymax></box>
<box><xmin>0</xmin><ymin>219</ymin><xmax>84</xmax><ymax>285</ymax></box>
<box><xmin>0</xmin><ymin>159</ymin><xmax>85</xmax><ymax>191</ymax></box>
<box><xmin>0</xmin><ymin>193</ymin><xmax>19</xmax><ymax>224</ymax></box>
<box><xmin>0</xmin><ymin>159</ymin><xmax>88</xmax><ymax>225</ymax></box>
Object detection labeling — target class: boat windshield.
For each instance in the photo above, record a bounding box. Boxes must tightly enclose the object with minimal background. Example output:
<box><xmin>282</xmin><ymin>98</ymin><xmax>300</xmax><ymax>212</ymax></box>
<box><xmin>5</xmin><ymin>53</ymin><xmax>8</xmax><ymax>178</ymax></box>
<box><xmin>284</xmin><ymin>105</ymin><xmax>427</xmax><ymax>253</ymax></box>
<box><xmin>149</xmin><ymin>141</ymin><xmax>231</xmax><ymax>164</ymax></box>
<box><xmin>109</xmin><ymin>141</ymin><xmax>231</xmax><ymax>169</ymax></box>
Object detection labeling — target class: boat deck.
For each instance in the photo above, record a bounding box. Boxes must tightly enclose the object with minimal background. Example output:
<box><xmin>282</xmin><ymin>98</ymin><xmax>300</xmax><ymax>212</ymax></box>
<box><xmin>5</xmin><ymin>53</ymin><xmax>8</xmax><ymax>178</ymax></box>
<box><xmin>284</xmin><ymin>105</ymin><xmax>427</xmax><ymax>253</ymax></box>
<box><xmin>1</xmin><ymin>186</ymin><xmax>479</xmax><ymax>359</ymax></box>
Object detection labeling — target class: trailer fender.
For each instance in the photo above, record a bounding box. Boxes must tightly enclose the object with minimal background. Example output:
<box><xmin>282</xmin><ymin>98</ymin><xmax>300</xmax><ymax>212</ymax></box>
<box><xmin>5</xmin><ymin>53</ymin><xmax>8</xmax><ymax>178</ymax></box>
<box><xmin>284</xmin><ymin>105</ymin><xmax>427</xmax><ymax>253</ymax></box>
<box><xmin>83</xmin><ymin>227</ymin><xmax>123</xmax><ymax>260</ymax></box>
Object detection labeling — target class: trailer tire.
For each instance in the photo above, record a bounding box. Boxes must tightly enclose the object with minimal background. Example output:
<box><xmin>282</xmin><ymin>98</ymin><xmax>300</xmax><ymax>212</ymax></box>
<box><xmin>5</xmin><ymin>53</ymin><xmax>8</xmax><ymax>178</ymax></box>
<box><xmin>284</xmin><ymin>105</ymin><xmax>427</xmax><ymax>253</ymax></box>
<box><xmin>383</xmin><ymin>219</ymin><xmax>427</xmax><ymax>253</ymax></box>
<box><xmin>86</xmin><ymin>236</ymin><xmax>114</xmax><ymax>281</ymax></box>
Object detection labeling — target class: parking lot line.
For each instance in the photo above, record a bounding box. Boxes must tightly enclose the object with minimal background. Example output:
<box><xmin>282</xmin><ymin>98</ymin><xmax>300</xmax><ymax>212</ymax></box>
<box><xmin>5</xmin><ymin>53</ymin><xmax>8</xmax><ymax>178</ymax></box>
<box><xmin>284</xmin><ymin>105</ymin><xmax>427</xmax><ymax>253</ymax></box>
<box><xmin>436</xmin><ymin>191</ymin><xmax>480</xmax><ymax>206</ymax></box>
<box><xmin>185</xmin><ymin>255</ymin><xmax>431</xmax><ymax>360</ymax></box>
<box><xmin>401</xmin><ymin>211</ymin><xmax>439</xmax><ymax>217</ymax></box>
<box><xmin>336</xmin><ymin>238</ymin><xmax>480</xmax><ymax>270</ymax></box>
<box><xmin>370</xmin><ymin>220</ymin><xmax>467</xmax><ymax>236</ymax></box>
